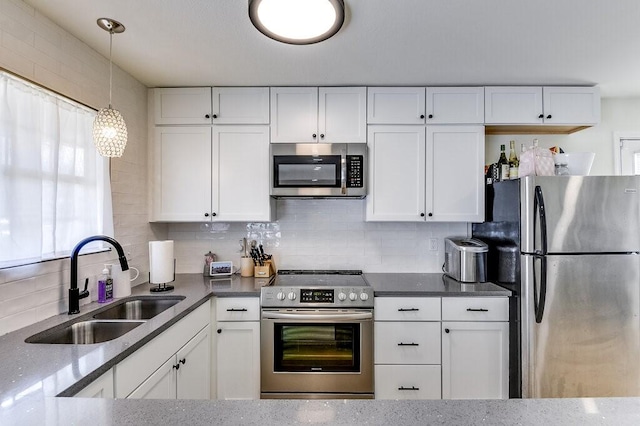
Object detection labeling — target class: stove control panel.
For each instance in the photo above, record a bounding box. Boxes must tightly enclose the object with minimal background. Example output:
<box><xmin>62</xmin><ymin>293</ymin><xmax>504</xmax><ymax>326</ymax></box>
<box><xmin>261</xmin><ymin>286</ymin><xmax>374</xmax><ymax>308</ymax></box>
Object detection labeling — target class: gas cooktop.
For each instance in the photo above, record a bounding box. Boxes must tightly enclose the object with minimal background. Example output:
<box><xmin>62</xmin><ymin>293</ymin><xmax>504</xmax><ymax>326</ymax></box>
<box><xmin>261</xmin><ymin>270</ymin><xmax>373</xmax><ymax>308</ymax></box>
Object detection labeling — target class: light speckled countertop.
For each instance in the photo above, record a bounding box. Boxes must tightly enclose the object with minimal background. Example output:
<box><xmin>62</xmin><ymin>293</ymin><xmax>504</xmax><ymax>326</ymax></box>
<box><xmin>4</xmin><ymin>272</ymin><xmax>639</xmax><ymax>425</ymax></box>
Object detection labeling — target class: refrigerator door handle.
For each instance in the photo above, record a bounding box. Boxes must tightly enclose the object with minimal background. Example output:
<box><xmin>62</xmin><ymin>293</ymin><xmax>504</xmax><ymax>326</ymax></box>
<box><xmin>533</xmin><ymin>255</ymin><xmax>548</xmax><ymax>323</ymax></box>
<box><xmin>534</xmin><ymin>185</ymin><xmax>548</xmax><ymax>255</ymax></box>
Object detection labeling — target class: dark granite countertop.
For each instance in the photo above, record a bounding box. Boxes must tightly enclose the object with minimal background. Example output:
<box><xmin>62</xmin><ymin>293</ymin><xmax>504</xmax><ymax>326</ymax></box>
<box><xmin>365</xmin><ymin>273</ymin><xmax>512</xmax><ymax>297</ymax></box>
<box><xmin>2</xmin><ymin>272</ymin><xmax>640</xmax><ymax>424</ymax></box>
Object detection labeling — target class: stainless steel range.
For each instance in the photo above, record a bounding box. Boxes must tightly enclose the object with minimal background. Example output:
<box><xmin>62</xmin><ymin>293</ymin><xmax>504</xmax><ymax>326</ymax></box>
<box><xmin>260</xmin><ymin>270</ymin><xmax>374</xmax><ymax>399</ymax></box>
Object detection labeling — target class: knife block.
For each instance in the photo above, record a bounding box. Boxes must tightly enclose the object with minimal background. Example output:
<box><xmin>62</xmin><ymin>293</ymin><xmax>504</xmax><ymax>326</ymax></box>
<box><xmin>254</xmin><ymin>259</ymin><xmax>276</xmax><ymax>278</ymax></box>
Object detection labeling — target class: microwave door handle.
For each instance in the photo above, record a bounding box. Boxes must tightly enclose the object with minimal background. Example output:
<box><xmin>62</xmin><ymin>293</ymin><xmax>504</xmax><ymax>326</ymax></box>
<box><xmin>341</xmin><ymin>155</ymin><xmax>347</xmax><ymax>195</ymax></box>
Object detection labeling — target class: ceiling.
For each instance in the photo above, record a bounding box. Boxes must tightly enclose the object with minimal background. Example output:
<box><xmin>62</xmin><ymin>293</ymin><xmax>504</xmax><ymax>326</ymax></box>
<box><xmin>22</xmin><ymin>0</ymin><xmax>640</xmax><ymax>97</ymax></box>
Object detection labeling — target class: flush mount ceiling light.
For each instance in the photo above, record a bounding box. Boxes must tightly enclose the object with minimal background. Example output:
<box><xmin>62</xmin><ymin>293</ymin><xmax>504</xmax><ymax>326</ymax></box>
<box><xmin>249</xmin><ymin>0</ymin><xmax>345</xmax><ymax>45</ymax></box>
<box><xmin>93</xmin><ymin>18</ymin><xmax>128</xmax><ymax>158</ymax></box>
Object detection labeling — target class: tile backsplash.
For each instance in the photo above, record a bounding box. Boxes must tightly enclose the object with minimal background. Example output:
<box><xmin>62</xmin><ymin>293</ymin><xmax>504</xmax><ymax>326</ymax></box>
<box><xmin>169</xmin><ymin>199</ymin><xmax>469</xmax><ymax>274</ymax></box>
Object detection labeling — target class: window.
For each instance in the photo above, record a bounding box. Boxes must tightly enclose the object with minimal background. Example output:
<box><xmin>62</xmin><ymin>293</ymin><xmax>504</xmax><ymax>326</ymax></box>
<box><xmin>0</xmin><ymin>71</ymin><xmax>113</xmax><ymax>268</ymax></box>
<box><xmin>614</xmin><ymin>133</ymin><xmax>640</xmax><ymax>175</ymax></box>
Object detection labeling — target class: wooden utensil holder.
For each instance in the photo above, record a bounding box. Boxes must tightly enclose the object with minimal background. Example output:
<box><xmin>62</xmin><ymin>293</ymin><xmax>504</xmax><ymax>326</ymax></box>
<box><xmin>254</xmin><ymin>259</ymin><xmax>276</xmax><ymax>278</ymax></box>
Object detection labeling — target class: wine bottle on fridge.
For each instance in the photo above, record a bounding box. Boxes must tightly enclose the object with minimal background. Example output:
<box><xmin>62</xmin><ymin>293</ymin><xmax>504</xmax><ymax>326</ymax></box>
<box><xmin>497</xmin><ymin>144</ymin><xmax>509</xmax><ymax>181</ymax></box>
<box><xmin>508</xmin><ymin>140</ymin><xmax>519</xmax><ymax>179</ymax></box>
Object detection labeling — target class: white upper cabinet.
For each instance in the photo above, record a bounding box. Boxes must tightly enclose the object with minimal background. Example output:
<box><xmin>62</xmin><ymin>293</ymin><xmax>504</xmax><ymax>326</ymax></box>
<box><xmin>367</xmin><ymin>125</ymin><xmax>426</xmax><ymax>221</ymax></box>
<box><xmin>152</xmin><ymin>126</ymin><xmax>213</xmax><ymax>222</ymax></box>
<box><xmin>154</xmin><ymin>87</ymin><xmax>213</xmax><ymax>125</ymax></box>
<box><xmin>367</xmin><ymin>125</ymin><xmax>484</xmax><ymax>222</ymax></box>
<box><xmin>367</xmin><ymin>87</ymin><xmax>426</xmax><ymax>124</ymax></box>
<box><xmin>212</xmin><ymin>87</ymin><xmax>270</xmax><ymax>124</ymax></box>
<box><xmin>213</xmin><ymin>125</ymin><xmax>272</xmax><ymax>222</ymax></box>
<box><xmin>271</xmin><ymin>87</ymin><xmax>366</xmax><ymax>143</ymax></box>
<box><xmin>542</xmin><ymin>86</ymin><xmax>601</xmax><ymax>125</ymax></box>
<box><xmin>484</xmin><ymin>86</ymin><xmax>543</xmax><ymax>124</ymax></box>
<box><xmin>318</xmin><ymin>87</ymin><xmax>367</xmax><ymax>143</ymax></box>
<box><xmin>426</xmin><ymin>87</ymin><xmax>484</xmax><ymax>124</ymax></box>
<box><xmin>427</xmin><ymin>125</ymin><xmax>485</xmax><ymax>222</ymax></box>
<box><xmin>485</xmin><ymin>86</ymin><xmax>600</xmax><ymax>126</ymax></box>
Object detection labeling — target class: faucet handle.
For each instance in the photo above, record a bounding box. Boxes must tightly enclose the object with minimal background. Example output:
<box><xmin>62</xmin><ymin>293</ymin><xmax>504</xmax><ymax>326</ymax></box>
<box><xmin>79</xmin><ymin>277</ymin><xmax>90</xmax><ymax>299</ymax></box>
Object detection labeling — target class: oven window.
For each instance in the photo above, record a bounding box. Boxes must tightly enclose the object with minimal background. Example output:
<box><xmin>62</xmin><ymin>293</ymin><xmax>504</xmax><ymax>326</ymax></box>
<box><xmin>273</xmin><ymin>155</ymin><xmax>341</xmax><ymax>187</ymax></box>
<box><xmin>274</xmin><ymin>323</ymin><xmax>360</xmax><ymax>372</ymax></box>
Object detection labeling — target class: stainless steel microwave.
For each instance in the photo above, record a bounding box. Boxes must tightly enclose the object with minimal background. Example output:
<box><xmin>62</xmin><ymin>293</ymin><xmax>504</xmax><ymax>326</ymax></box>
<box><xmin>270</xmin><ymin>143</ymin><xmax>366</xmax><ymax>198</ymax></box>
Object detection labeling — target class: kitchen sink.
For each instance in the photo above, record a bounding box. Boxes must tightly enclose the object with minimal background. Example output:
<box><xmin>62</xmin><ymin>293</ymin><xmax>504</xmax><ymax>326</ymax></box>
<box><xmin>25</xmin><ymin>320</ymin><xmax>145</xmax><ymax>344</ymax></box>
<box><xmin>25</xmin><ymin>295</ymin><xmax>186</xmax><ymax>344</ymax></box>
<box><xmin>92</xmin><ymin>296</ymin><xmax>185</xmax><ymax>320</ymax></box>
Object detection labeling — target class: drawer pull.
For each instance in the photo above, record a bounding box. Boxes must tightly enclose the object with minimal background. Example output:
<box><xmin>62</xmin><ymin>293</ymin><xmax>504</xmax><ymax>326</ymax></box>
<box><xmin>227</xmin><ymin>308</ymin><xmax>248</xmax><ymax>312</ymax></box>
<box><xmin>466</xmin><ymin>308</ymin><xmax>489</xmax><ymax>312</ymax></box>
<box><xmin>398</xmin><ymin>308</ymin><xmax>419</xmax><ymax>312</ymax></box>
<box><xmin>397</xmin><ymin>342</ymin><xmax>419</xmax><ymax>346</ymax></box>
<box><xmin>398</xmin><ymin>386</ymin><xmax>420</xmax><ymax>391</ymax></box>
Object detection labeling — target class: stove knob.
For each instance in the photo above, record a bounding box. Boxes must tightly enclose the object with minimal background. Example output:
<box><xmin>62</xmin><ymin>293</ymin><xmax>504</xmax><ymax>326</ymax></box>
<box><xmin>287</xmin><ymin>291</ymin><xmax>297</xmax><ymax>301</ymax></box>
<box><xmin>349</xmin><ymin>292</ymin><xmax>357</xmax><ymax>301</ymax></box>
<box><xmin>276</xmin><ymin>292</ymin><xmax>286</xmax><ymax>301</ymax></box>
<box><xmin>360</xmin><ymin>293</ymin><xmax>369</xmax><ymax>301</ymax></box>
<box><xmin>338</xmin><ymin>292</ymin><xmax>347</xmax><ymax>301</ymax></box>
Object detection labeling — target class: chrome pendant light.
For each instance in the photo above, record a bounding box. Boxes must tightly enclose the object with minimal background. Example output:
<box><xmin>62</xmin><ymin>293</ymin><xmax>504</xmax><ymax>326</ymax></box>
<box><xmin>249</xmin><ymin>0</ymin><xmax>345</xmax><ymax>45</ymax></box>
<box><xmin>93</xmin><ymin>18</ymin><xmax>128</xmax><ymax>158</ymax></box>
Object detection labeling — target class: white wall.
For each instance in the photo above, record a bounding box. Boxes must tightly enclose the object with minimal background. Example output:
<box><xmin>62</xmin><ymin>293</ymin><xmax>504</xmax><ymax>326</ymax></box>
<box><xmin>0</xmin><ymin>0</ymin><xmax>160</xmax><ymax>335</ymax></box>
<box><xmin>169</xmin><ymin>199</ymin><xmax>468</xmax><ymax>274</ymax></box>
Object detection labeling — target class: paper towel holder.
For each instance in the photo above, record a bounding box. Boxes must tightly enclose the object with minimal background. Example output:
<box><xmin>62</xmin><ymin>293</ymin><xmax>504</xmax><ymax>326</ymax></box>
<box><xmin>149</xmin><ymin>259</ymin><xmax>176</xmax><ymax>293</ymax></box>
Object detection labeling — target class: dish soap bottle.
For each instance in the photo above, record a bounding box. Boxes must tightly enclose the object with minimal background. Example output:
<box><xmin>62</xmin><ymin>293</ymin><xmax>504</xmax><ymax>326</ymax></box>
<box><xmin>98</xmin><ymin>267</ymin><xmax>109</xmax><ymax>303</ymax></box>
<box><xmin>104</xmin><ymin>264</ymin><xmax>114</xmax><ymax>301</ymax></box>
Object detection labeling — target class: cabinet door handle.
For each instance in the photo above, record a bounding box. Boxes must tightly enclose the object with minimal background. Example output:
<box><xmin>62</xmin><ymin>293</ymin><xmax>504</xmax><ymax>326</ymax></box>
<box><xmin>538</xmin><ymin>114</ymin><xmax>544</xmax><ymax>119</ymax></box>
<box><xmin>428</xmin><ymin>114</ymin><xmax>433</xmax><ymax>119</ymax></box>
<box><xmin>428</xmin><ymin>213</ymin><xmax>433</xmax><ymax>217</ymax></box>
<box><xmin>398</xmin><ymin>386</ymin><xmax>420</xmax><ymax>391</ymax></box>
<box><xmin>420</xmin><ymin>213</ymin><xmax>425</xmax><ymax>217</ymax></box>
<box><xmin>320</xmin><ymin>134</ymin><xmax>325</xmax><ymax>139</ymax></box>
<box><xmin>397</xmin><ymin>342</ymin><xmax>419</xmax><ymax>346</ymax></box>
<box><xmin>205</xmin><ymin>114</ymin><xmax>211</xmax><ymax>119</ymax></box>
<box><xmin>466</xmin><ymin>308</ymin><xmax>489</xmax><ymax>312</ymax></box>
<box><xmin>173</xmin><ymin>363</ymin><xmax>180</xmax><ymax>370</ymax></box>
<box><xmin>420</xmin><ymin>114</ymin><xmax>425</xmax><ymax>119</ymax></box>
<box><xmin>217</xmin><ymin>328</ymin><xmax>222</xmax><ymax>334</ymax></box>
<box><xmin>227</xmin><ymin>308</ymin><xmax>248</xmax><ymax>312</ymax></box>
<box><xmin>179</xmin><ymin>358</ymin><xmax>186</xmax><ymax>365</ymax></box>
<box><xmin>398</xmin><ymin>308</ymin><xmax>419</xmax><ymax>312</ymax></box>
<box><xmin>546</xmin><ymin>114</ymin><xmax>552</xmax><ymax>119</ymax></box>
<box><xmin>445</xmin><ymin>328</ymin><xmax>450</xmax><ymax>333</ymax></box>
<box><xmin>204</xmin><ymin>213</ymin><xmax>209</xmax><ymax>217</ymax></box>
<box><xmin>213</xmin><ymin>114</ymin><xmax>218</xmax><ymax>119</ymax></box>
<box><xmin>211</xmin><ymin>212</ymin><xmax>217</xmax><ymax>217</ymax></box>
<box><xmin>312</xmin><ymin>133</ymin><xmax>317</xmax><ymax>138</ymax></box>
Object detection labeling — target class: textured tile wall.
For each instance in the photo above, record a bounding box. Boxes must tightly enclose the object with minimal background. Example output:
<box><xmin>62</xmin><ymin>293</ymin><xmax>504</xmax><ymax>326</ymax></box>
<box><xmin>168</xmin><ymin>199</ymin><xmax>469</xmax><ymax>274</ymax></box>
<box><xmin>0</xmin><ymin>0</ymin><xmax>157</xmax><ymax>335</ymax></box>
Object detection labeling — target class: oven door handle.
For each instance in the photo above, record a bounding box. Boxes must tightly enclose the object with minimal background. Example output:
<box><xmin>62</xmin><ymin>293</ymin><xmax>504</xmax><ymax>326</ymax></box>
<box><xmin>261</xmin><ymin>312</ymin><xmax>373</xmax><ymax>321</ymax></box>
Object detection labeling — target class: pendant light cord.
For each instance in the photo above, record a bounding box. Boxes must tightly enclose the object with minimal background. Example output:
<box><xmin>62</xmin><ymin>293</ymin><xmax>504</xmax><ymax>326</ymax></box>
<box><xmin>108</xmin><ymin>29</ymin><xmax>113</xmax><ymax>109</ymax></box>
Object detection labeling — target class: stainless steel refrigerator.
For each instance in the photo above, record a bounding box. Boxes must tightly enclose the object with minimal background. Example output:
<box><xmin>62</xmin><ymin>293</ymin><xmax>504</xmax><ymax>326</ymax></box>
<box><xmin>473</xmin><ymin>175</ymin><xmax>640</xmax><ymax>398</ymax></box>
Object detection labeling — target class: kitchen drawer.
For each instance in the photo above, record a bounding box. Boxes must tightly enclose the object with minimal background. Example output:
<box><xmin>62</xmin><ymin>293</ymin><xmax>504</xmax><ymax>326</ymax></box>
<box><xmin>374</xmin><ymin>321</ymin><xmax>441</xmax><ymax>364</ymax></box>
<box><xmin>441</xmin><ymin>297</ymin><xmax>508</xmax><ymax>321</ymax></box>
<box><xmin>216</xmin><ymin>297</ymin><xmax>260</xmax><ymax>321</ymax></box>
<box><xmin>375</xmin><ymin>365</ymin><xmax>441</xmax><ymax>400</ymax></box>
<box><xmin>374</xmin><ymin>297</ymin><xmax>441</xmax><ymax>321</ymax></box>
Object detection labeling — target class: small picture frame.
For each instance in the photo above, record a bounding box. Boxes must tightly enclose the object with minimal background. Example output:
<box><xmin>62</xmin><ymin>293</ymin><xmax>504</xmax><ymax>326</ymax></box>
<box><xmin>209</xmin><ymin>261</ymin><xmax>233</xmax><ymax>277</ymax></box>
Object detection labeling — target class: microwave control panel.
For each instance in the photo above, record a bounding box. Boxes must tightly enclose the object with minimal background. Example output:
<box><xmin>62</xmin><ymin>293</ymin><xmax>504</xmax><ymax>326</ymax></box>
<box><xmin>346</xmin><ymin>155</ymin><xmax>364</xmax><ymax>188</ymax></box>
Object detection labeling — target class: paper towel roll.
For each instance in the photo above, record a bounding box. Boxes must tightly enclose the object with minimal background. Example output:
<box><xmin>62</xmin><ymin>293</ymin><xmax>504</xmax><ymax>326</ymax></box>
<box><xmin>149</xmin><ymin>240</ymin><xmax>175</xmax><ymax>284</ymax></box>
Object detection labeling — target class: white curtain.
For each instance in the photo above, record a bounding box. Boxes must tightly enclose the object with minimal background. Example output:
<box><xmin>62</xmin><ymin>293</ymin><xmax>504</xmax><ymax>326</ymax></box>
<box><xmin>0</xmin><ymin>71</ymin><xmax>114</xmax><ymax>267</ymax></box>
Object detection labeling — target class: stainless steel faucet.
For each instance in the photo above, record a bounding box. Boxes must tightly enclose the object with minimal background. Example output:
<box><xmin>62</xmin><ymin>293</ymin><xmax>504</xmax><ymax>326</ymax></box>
<box><xmin>69</xmin><ymin>235</ymin><xmax>129</xmax><ymax>314</ymax></box>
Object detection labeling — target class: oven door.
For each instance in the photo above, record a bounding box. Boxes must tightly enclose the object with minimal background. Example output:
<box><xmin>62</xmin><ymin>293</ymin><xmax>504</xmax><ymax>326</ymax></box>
<box><xmin>261</xmin><ymin>309</ymin><xmax>374</xmax><ymax>398</ymax></box>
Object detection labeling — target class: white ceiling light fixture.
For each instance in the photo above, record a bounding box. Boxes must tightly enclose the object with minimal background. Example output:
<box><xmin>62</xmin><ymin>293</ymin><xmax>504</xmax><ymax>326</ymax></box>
<box><xmin>93</xmin><ymin>18</ymin><xmax>128</xmax><ymax>158</ymax></box>
<box><xmin>249</xmin><ymin>0</ymin><xmax>345</xmax><ymax>45</ymax></box>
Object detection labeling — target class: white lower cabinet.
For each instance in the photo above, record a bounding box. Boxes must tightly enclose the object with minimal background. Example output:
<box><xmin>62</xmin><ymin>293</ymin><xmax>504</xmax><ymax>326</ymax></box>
<box><xmin>374</xmin><ymin>297</ymin><xmax>442</xmax><ymax>400</ymax></box>
<box><xmin>375</xmin><ymin>365</ymin><xmax>441</xmax><ymax>400</ymax></box>
<box><xmin>114</xmin><ymin>302</ymin><xmax>211</xmax><ymax>399</ymax></box>
<box><xmin>215</xmin><ymin>297</ymin><xmax>260</xmax><ymax>400</ymax></box>
<box><xmin>441</xmin><ymin>297</ymin><xmax>509</xmax><ymax>400</ymax></box>
<box><xmin>74</xmin><ymin>368</ymin><xmax>114</xmax><ymax>398</ymax></box>
<box><xmin>128</xmin><ymin>326</ymin><xmax>211</xmax><ymax>399</ymax></box>
<box><xmin>374</xmin><ymin>296</ymin><xmax>509</xmax><ymax>400</ymax></box>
